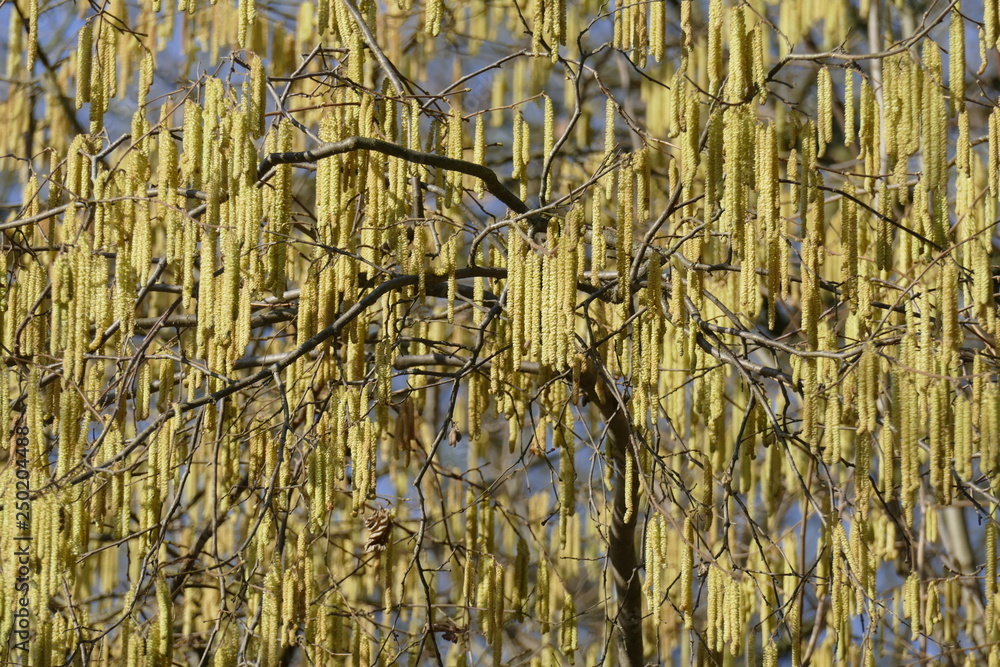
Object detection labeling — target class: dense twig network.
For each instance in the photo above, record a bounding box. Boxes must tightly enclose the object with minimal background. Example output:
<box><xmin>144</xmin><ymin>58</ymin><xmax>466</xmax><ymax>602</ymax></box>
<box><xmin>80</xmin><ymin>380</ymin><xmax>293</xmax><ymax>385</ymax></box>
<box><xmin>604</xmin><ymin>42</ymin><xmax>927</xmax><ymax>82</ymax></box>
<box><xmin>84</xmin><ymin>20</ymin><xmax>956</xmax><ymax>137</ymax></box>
<box><xmin>3</xmin><ymin>0</ymin><xmax>1000</xmax><ymax>666</ymax></box>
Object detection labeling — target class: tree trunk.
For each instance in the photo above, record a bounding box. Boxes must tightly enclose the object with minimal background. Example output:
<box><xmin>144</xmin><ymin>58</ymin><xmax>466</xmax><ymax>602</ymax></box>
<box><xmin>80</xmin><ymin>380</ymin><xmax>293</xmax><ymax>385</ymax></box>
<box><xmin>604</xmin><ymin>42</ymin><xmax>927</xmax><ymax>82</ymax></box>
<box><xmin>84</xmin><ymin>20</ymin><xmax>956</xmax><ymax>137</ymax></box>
<box><xmin>582</xmin><ymin>368</ymin><xmax>644</xmax><ymax>667</ymax></box>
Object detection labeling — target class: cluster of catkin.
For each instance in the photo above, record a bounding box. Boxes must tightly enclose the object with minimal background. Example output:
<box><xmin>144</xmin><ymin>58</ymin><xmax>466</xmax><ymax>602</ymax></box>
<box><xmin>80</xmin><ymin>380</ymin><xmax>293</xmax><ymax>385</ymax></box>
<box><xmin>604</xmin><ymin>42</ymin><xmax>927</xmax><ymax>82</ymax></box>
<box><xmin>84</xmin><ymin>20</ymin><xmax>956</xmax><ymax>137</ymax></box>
<box><xmin>7</xmin><ymin>0</ymin><xmax>1000</xmax><ymax>664</ymax></box>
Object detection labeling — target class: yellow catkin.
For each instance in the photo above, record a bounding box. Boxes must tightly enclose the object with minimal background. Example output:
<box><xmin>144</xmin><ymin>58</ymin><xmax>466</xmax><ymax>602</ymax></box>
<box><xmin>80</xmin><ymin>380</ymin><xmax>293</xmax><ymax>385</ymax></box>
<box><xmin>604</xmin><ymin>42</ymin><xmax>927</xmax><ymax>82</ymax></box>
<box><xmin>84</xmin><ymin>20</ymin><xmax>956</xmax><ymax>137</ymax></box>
<box><xmin>650</xmin><ymin>0</ymin><xmax>665</xmax><ymax>62</ymax></box>
<box><xmin>536</xmin><ymin>556</ymin><xmax>550</xmax><ymax>633</ymax></box>
<box><xmin>560</xmin><ymin>592</ymin><xmax>578</xmax><ymax>663</ymax></box>
<box><xmin>844</xmin><ymin>67</ymin><xmax>855</xmax><ymax>146</ymax></box>
<box><xmin>644</xmin><ymin>514</ymin><xmax>662</xmax><ymax>624</ymax></box>
<box><xmin>680</xmin><ymin>0</ymin><xmax>693</xmax><ymax>57</ymax></box>
<box><xmin>981</xmin><ymin>28</ymin><xmax>990</xmax><ymax>78</ymax></box>
<box><xmin>490</xmin><ymin>561</ymin><xmax>505</xmax><ymax>664</ymax></box>
<box><xmin>634</xmin><ymin>146</ymin><xmax>649</xmax><ymax>221</ymax></box>
<box><xmin>447</xmin><ymin>102</ymin><xmax>464</xmax><ymax>205</ymax></box>
<box><xmin>535</xmin><ymin>0</ymin><xmax>548</xmax><ymax>53</ymax></box>
<box><xmin>955</xmin><ymin>389</ymin><xmax>972</xmax><ymax>480</ymax></box>
<box><xmin>706</xmin><ymin>567</ymin><xmax>719</xmax><ymax>649</ymax></box>
<box><xmin>75</xmin><ymin>22</ymin><xmax>93</xmax><ymax>109</ymax></box>
<box><xmin>520</xmin><ymin>116</ymin><xmax>532</xmax><ymax>201</ymax></box>
<box><xmin>543</xmin><ymin>95</ymin><xmax>555</xmax><ymax>200</ymax></box>
<box><xmin>899</xmin><ymin>344</ymin><xmax>920</xmax><ymax>520</ymax></box>
<box><xmin>238</xmin><ymin>0</ymin><xmax>256</xmax><ymax>47</ymax></box>
<box><xmin>752</xmin><ymin>24</ymin><xmax>766</xmax><ymax>103</ymax></box>
<box><xmin>986</xmin><ymin>520</ymin><xmax>999</xmax><ymax>630</ymax></box>
<box><xmin>426</xmin><ymin>0</ymin><xmax>443</xmax><ymax>36</ymax></box>
<box><xmin>510</xmin><ymin>536</ymin><xmax>529</xmax><ymax>622</ymax></box>
<box><xmin>473</xmin><ymin>113</ymin><xmax>486</xmax><ymax>196</ymax></box>
<box><xmin>154</xmin><ymin>576</ymin><xmax>173</xmax><ymax>666</ymax></box>
<box><xmin>26</xmin><ymin>0</ymin><xmax>38</xmax><ymax>73</ymax></box>
<box><xmin>860</xmin><ymin>78</ymin><xmax>880</xmax><ymax>192</ymax></box>
<box><xmin>991</xmin><ymin>109</ymin><xmax>1000</xmax><ymax>198</ymax></box>
<box><xmin>708</xmin><ymin>0</ymin><xmax>723</xmax><ymax>94</ymax></box>
<box><xmin>923</xmin><ymin>43</ymin><xmax>948</xmax><ymax>194</ymax></box>
<box><xmin>682</xmin><ymin>92</ymin><xmax>700</xmax><ymax>190</ymax></box>
<box><xmin>136</xmin><ymin>361</ymin><xmax>152</xmax><ymax>421</ymax></box>
<box><xmin>942</xmin><ymin>260</ymin><xmax>960</xmax><ymax>369</ymax></box>
<box><xmin>727</xmin><ymin>6</ymin><xmax>747</xmax><ymax>102</ymax></box>
<box><xmin>526</xmin><ymin>248</ymin><xmax>542</xmax><ymax>361</ymax></box>
<box><xmin>616</xmin><ymin>156</ymin><xmax>633</xmax><ymax>301</ymax></box>
<box><xmin>972</xmin><ymin>215</ymin><xmax>995</xmax><ymax>334</ymax></box>
<box><xmin>706</xmin><ymin>105</ymin><xmax>724</xmax><ymax>216</ymax></box>
<box><xmin>138</xmin><ymin>50</ymin><xmax>153</xmax><ymax>107</ymax></box>
<box><xmin>591</xmin><ymin>188</ymin><xmax>606</xmax><ymax>284</ymax></box>
<box><xmin>249</xmin><ymin>54</ymin><xmax>267</xmax><ymax>138</ymax></box>
<box><xmin>511</xmin><ymin>109</ymin><xmax>525</xmax><ymax>181</ymax></box>
<box><xmin>445</xmin><ymin>232</ymin><xmax>458</xmax><ymax>323</ymax></box>
<box><xmin>754</xmin><ymin>123</ymin><xmax>777</xmax><ymax>324</ymax></box>
<box><xmin>817</xmin><ymin>66</ymin><xmax>833</xmax><ymax>155</ymax></box>
<box><xmin>5</xmin><ymin>9</ymin><xmax>21</xmax><ymax>81</ymax></box>
<box><xmin>787</xmin><ymin>146</ymin><xmax>799</xmax><ymax>217</ymax></box>
<box><xmin>624</xmin><ymin>446</ymin><xmax>635</xmax><ymax>523</ymax></box>
<box><xmin>951</xmin><ymin>5</ymin><xmax>966</xmax><ymax>114</ymax></box>
<box><xmin>988</xmin><ymin>0</ymin><xmax>1000</xmax><ymax>50</ymax></box>
<box><xmin>604</xmin><ymin>96</ymin><xmax>616</xmax><ymax>182</ymax></box>
<box><xmin>680</xmin><ymin>517</ymin><xmax>694</xmax><ymax>620</ymax></box>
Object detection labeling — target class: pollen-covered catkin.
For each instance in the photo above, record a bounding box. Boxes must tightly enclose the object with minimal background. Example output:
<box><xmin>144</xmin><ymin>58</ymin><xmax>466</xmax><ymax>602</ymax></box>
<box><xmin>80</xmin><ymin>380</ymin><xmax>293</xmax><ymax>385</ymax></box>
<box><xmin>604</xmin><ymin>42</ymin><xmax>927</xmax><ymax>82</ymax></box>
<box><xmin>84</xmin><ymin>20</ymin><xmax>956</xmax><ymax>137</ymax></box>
<box><xmin>26</xmin><ymin>0</ymin><xmax>37</xmax><ymax>74</ymax></box>
<box><xmin>682</xmin><ymin>92</ymin><xmax>700</xmax><ymax>190</ymax></box>
<box><xmin>950</xmin><ymin>6</ymin><xmax>966</xmax><ymax>114</ymax></box>
<box><xmin>988</xmin><ymin>0</ymin><xmax>1000</xmax><ymax>50</ymax></box>
<box><xmin>473</xmin><ymin>113</ymin><xmax>486</xmax><ymax>196</ymax></box>
<box><xmin>616</xmin><ymin>156</ymin><xmax>634</xmax><ymax>302</ymax></box>
<box><xmin>512</xmin><ymin>110</ymin><xmax>523</xmax><ymax>180</ymax></box>
<box><xmin>817</xmin><ymin>66</ymin><xmax>833</xmax><ymax>155</ymax></box>
<box><xmin>752</xmin><ymin>24</ymin><xmax>766</xmax><ymax>102</ymax></box>
<box><xmin>543</xmin><ymin>95</ymin><xmax>555</xmax><ymax>200</ymax></box>
<box><xmin>987</xmin><ymin>520</ymin><xmax>998</xmax><ymax>598</ymax></box>
<box><xmin>680</xmin><ymin>517</ymin><xmax>694</xmax><ymax>619</ymax></box>
<box><xmin>860</xmin><ymin>78</ymin><xmax>880</xmax><ymax>192</ymax></box>
<box><xmin>991</xmin><ymin>108</ymin><xmax>1000</xmax><ymax>197</ymax></box>
<box><xmin>76</xmin><ymin>22</ymin><xmax>93</xmax><ymax>109</ymax></box>
<box><xmin>727</xmin><ymin>6</ymin><xmax>748</xmax><ymax>102</ymax></box>
<box><xmin>536</xmin><ymin>556</ymin><xmax>550</xmax><ymax>633</ymax></box>
<box><xmin>844</xmin><ymin>67</ymin><xmax>855</xmax><ymax>146</ymax></box>
<box><xmin>591</xmin><ymin>188</ymin><xmax>606</xmax><ymax>283</ymax></box>
<box><xmin>249</xmin><ymin>54</ymin><xmax>267</xmax><ymax>138</ymax></box>
<box><xmin>708</xmin><ymin>0</ymin><xmax>723</xmax><ymax>94</ymax></box>
<box><xmin>426</xmin><ymin>0</ymin><xmax>443</xmax><ymax>36</ymax></box>
<box><xmin>650</xmin><ymin>0</ymin><xmax>665</xmax><ymax>62</ymax></box>
<box><xmin>138</xmin><ymin>51</ymin><xmax>153</xmax><ymax>108</ymax></box>
<box><xmin>154</xmin><ymin>576</ymin><xmax>173</xmax><ymax>667</ymax></box>
<box><xmin>604</xmin><ymin>96</ymin><xmax>616</xmax><ymax>176</ymax></box>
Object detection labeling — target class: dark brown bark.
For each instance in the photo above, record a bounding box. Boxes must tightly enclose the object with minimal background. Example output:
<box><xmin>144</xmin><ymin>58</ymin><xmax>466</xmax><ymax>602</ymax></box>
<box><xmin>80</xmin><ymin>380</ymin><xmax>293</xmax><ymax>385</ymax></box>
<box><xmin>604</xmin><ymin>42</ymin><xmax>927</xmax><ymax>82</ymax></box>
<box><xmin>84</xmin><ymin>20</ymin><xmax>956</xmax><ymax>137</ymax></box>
<box><xmin>581</xmin><ymin>368</ymin><xmax>644</xmax><ymax>667</ymax></box>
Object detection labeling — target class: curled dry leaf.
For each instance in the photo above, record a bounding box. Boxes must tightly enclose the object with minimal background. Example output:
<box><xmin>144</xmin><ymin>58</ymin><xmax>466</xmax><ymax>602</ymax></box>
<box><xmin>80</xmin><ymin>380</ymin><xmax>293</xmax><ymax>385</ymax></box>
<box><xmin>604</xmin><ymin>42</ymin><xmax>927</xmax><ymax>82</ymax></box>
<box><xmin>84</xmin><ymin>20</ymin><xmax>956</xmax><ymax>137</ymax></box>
<box><xmin>431</xmin><ymin>621</ymin><xmax>467</xmax><ymax>644</ymax></box>
<box><xmin>363</xmin><ymin>508</ymin><xmax>393</xmax><ymax>553</ymax></box>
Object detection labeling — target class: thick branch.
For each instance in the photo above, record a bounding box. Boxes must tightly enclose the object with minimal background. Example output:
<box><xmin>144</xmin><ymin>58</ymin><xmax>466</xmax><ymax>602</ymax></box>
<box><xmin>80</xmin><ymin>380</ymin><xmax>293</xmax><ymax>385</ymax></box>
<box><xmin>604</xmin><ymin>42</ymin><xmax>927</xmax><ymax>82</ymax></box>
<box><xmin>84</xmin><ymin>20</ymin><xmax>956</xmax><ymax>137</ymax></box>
<box><xmin>579</xmin><ymin>365</ymin><xmax>643</xmax><ymax>667</ymax></box>
<box><xmin>256</xmin><ymin>136</ymin><xmax>530</xmax><ymax>216</ymax></box>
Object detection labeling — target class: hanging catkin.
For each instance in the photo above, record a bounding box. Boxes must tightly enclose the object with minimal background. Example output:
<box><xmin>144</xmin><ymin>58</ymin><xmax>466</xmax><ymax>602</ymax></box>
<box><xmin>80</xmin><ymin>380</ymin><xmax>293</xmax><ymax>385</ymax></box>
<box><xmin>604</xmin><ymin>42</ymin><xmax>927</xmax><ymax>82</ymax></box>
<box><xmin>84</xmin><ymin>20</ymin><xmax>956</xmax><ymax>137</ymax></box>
<box><xmin>752</xmin><ymin>23</ymin><xmax>766</xmax><ymax>103</ymax></box>
<box><xmin>844</xmin><ymin>67</ymin><xmax>855</xmax><ymax>146</ymax></box>
<box><xmin>727</xmin><ymin>6</ymin><xmax>748</xmax><ymax>102</ymax></box>
<box><xmin>75</xmin><ymin>22</ymin><xmax>93</xmax><ymax>108</ymax></box>
<box><xmin>951</xmin><ymin>5</ymin><xmax>966</xmax><ymax>114</ymax></box>
<box><xmin>616</xmin><ymin>155</ymin><xmax>634</xmax><ymax>301</ymax></box>
<box><xmin>859</xmin><ymin>78</ymin><xmax>880</xmax><ymax>192</ymax></box>
<box><xmin>987</xmin><ymin>0</ymin><xmax>1000</xmax><ymax>50</ymax></box>
<box><xmin>708</xmin><ymin>0</ymin><xmax>723</xmax><ymax>94</ymax></box>
<box><xmin>817</xmin><ymin>66</ymin><xmax>833</xmax><ymax>155</ymax></box>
